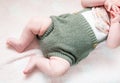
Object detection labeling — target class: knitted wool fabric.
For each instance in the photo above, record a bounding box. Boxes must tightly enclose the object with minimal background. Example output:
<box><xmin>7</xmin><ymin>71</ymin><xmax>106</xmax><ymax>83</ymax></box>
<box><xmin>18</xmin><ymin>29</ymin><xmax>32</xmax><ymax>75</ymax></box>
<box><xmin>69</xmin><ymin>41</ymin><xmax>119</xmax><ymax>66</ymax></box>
<box><xmin>39</xmin><ymin>8</ymin><xmax>103</xmax><ymax>65</ymax></box>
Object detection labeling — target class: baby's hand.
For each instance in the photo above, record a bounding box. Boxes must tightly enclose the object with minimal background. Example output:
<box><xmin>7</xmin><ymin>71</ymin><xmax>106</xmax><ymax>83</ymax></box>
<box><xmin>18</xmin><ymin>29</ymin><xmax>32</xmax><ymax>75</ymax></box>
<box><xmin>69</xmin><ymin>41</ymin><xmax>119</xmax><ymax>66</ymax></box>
<box><xmin>111</xmin><ymin>14</ymin><xmax>120</xmax><ymax>23</ymax></box>
<box><xmin>104</xmin><ymin>0</ymin><xmax>120</xmax><ymax>23</ymax></box>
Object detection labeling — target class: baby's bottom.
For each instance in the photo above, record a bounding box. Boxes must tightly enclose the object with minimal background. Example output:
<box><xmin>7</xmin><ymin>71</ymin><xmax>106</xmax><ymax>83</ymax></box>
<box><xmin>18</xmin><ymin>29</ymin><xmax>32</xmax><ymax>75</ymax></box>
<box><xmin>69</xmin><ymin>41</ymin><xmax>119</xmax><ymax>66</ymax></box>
<box><xmin>24</xmin><ymin>55</ymin><xmax>70</xmax><ymax>77</ymax></box>
<box><xmin>6</xmin><ymin>17</ymin><xmax>52</xmax><ymax>52</ymax></box>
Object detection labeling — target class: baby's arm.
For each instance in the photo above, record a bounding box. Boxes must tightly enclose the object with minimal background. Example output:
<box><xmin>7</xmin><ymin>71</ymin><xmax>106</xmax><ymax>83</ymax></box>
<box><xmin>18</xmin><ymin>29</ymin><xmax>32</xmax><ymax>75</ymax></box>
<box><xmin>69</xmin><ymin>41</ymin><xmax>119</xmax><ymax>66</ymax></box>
<box><xmin>106</xmin><ymin>22</ymin><xmax>120</xmax><ymax>48</ymax></box>
<box><xmin>81</xmin><ymin>0</ymin><xmax>106</xmax><ymax>7</ymax></box>
<box><xmin>104</xmin><ymin>0</ymin><xmax>120</xmax><ymax>48</ymax></box>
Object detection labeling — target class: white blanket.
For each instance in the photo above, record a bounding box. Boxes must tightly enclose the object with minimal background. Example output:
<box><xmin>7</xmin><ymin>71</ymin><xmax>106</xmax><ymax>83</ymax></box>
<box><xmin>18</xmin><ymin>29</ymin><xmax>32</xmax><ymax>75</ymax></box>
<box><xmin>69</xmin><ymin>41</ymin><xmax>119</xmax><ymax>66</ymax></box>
<box><xmin>0</xmin><ymin>0</ymin><xmax>120</xmax><ymax>83</ymax></box>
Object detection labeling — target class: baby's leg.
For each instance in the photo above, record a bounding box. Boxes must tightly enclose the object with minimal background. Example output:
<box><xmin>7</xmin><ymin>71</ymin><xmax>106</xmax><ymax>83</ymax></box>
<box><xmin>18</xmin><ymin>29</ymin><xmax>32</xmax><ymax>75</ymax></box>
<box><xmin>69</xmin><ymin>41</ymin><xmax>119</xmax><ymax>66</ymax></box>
<box><xmin>23</xmin><ymin>56</ymin><xmax>70</xmax><ymax>77</ymax></box>
<box><xmin>7</xmin><ymin>17</ymin><xmax>52</xmax><ymax>52</ymax></box>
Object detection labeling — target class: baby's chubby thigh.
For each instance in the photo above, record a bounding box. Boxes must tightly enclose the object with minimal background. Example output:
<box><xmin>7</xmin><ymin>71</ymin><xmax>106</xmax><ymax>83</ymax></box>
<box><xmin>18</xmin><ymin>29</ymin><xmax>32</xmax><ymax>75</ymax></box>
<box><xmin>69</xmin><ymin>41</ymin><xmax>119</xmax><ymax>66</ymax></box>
<box><xmin>26</xmin><ymin>16</ymin><xmax>52</xmax><ymax>36</ymax></box>
<box><xmin>48</xmin><ymin>56</ymin><xmax>71</xmax><ymax>76</ymax></box>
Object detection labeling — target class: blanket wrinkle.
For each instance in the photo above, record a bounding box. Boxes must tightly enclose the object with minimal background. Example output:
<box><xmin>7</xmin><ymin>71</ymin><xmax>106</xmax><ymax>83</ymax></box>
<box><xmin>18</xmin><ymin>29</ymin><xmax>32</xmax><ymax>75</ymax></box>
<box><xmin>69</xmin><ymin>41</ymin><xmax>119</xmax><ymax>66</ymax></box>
<box><xmin>0</xmin><ymin>48</ymin><xmax>42</xmax><ymax>67</ymax></box>
<box><xmin>6</xmin><ymin>49</ymin><xmax>42</xmax><ymax>64</ymax></box>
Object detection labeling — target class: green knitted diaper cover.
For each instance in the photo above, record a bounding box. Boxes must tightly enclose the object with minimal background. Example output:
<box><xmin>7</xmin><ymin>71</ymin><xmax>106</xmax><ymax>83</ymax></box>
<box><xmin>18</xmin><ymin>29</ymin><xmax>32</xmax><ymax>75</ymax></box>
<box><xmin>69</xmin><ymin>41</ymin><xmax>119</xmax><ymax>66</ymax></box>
<box><xmin>38</xmin><ymin>9</ymin><xmax>103</xmax><ymax>65</ymax></box>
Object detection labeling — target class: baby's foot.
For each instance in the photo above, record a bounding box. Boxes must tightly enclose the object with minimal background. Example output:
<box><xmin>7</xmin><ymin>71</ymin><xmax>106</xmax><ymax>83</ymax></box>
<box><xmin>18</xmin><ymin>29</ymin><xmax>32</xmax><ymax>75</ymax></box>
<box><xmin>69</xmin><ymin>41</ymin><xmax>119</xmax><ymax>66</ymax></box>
<box><xmin>6</xmin><ymin>38</ymin><xmax>25</xmax><ymax>52</ymax></box>
<box><xmin>23</xmin><ymin>56</ymin><xmax>37</xmax><ymax>74</ymax></box>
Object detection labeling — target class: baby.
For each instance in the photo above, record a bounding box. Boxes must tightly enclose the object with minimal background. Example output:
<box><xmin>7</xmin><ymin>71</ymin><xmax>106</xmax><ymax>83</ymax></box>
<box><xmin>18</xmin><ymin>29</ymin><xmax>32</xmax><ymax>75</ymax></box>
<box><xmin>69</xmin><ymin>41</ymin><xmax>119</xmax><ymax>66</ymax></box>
<box><xmin>6</xmin><ymin>0</ymin><xmax>120</xmax><ymax>77</ymax></box>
